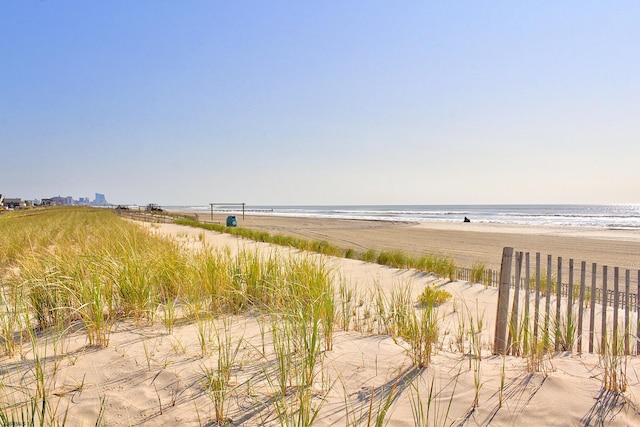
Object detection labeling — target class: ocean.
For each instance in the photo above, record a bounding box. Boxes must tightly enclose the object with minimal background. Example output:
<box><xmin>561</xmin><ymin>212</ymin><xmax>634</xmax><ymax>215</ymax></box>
<box><xmin>169</xmin><ymin>204</ymin><xmax>640</xmax><ymax>230</ymax></box>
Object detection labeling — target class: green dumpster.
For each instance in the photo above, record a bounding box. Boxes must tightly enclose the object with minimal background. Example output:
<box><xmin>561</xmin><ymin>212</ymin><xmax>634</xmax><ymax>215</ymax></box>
<box><xmin>226</xmin><ymin>215</ymin><xmax>238</xmax><ymax>227</ymax></box>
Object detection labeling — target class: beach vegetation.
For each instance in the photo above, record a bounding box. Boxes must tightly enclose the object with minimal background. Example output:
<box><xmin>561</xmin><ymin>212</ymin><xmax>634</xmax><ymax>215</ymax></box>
<box><xmin>415</xmin><ymin>254</ymin><xmax>456</xmax><ymax>281</ymax></box>
<box><xmin>173</xmin><ymin>218</ymin><xmax>459</xmax><ymax>282</ymax></box>
<box><xmin>409</xmin><ymin>373</ymin><xmax>458</xmax><ymax>427</ymax></box>
<box><xmin>402</xmin><ymin>307</ymin><xmax>439</xmax><ymax>368</ymax></box>
<box><xmin>362</xmin><ymin>249</ymin><xmax>378</xmax><ymax>263</ymax></box>
<box><xmin>470</xmin><ymin>262</ymin><xmax>492</xmax><ymax>288</ymax></box>
<box><xmin>377</xmin><ymin>250</ymin><xmax>411</xmax><ymax>269</ymax></box>
<box><xmin>417</xmin><ymin>285</ymin><xmax>451</xmax><ymax>308</ymax></box>
<box><xmin>0</xmin><ymin>207</ymin><xmax>340</xmax><ymax>424</ymax></box>
<box><xmin>529</xmin><ymin>269</ymin><xmax>558</xmax><ymax>294</ymax></box>
<box><xmin>4</xmin><ymin>207</ymin><xmax>634</xmax><ymax>424</ymax></box>
<box><xmin>601</xmin><ymin>332</ymin><xmax>628</xmax><ymax>393</ymax></box>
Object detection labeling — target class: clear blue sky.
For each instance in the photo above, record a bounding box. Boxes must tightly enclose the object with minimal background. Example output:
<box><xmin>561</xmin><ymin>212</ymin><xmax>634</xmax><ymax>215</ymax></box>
<box><xmin>2</xmin><ymin>1</ymin><xmax>639</xmax><ymax>206</ymax></box>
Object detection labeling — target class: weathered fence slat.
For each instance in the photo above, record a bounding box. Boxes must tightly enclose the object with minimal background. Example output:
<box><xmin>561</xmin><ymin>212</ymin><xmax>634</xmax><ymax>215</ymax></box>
<box><xmin>601</xmin><ymin>266</ymin><xmax>608</xmax><ymax>353</ymax></box>
<box><xmin>555</xmin><ymin>257</ymin><xmax>563</xmax><ymax>352</ymax></box>
<box><xmin>545</xmin><ymin>255</ymin><xmax>552</xmax><ymax>345</ymax></box>
<box><xmin>524</xmin><ymin>252</ymin><xmax>531</xmax><ymax>353</ymax></box>
<box><xmin>494</xmin><ymin>247</ymin><xmax>514</xmax><ymax>355</ymax></box>
<box><xmin>613</xmin><ymin>267</ymin><xmax>620</xmax><ymax>352</ymax></box>
<box><xmin>534</xmin><ymin>253</ymin><xmax>541</xmax><ymax>342</ymax></box>
<box><xmin>507</xmin><ymin>251</ymin><xmax>523</xmax><ymax>355</ymax></box>
<box><xmin>577</xmin><ymin>261</ymin><xmax>586</xmax><ymax>353</ymax></box>
<box><xmin>637</xmin><ymin>270</ymin><xmax>640</xmax><ymax>355</ymax></box>
<box><xmin>567</xmin><ymin>259</ymin><xmax>574</xmax><ymax>351</ymax></box>
<box><xmin>625</xmin><ymin>269</ymin><xmax>630</xmax><ymax>355</ymax></box>
<box><xmin>589</xmin><ymin>263</ymin><xmax>597</xmax><ymax>353</ymax></box>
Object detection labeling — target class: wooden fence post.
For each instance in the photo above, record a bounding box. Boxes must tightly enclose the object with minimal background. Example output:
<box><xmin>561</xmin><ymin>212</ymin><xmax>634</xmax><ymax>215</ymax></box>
<box><xmin>613</xmin><ymin>267</ymin><xmax>620</xmax><ymax>351</ymax></box>
<box><xmin>566</xmin><ymin>259</ymin><xmax>574</xmax><ymax>351</ymax></box>
<box><xmin>524</xmin><ymin>252</ymin><xmax>531</xmax><ymax>353</ymax></box>
<box><xmin>555</xmin><ymin>257</ymin><xmax>562</xmax><ymax>352</ymax></box>
<box><xmin>534</xmin><ymin>253</ymin><xmax>541</xmax><ymax>342</ymax></box>
<box><xmin>577</xmin><ymin>261</ymin><xmax>586</xmax><ymax>353</ymax></box>
<box><xmin>637</xmin><ymin>270</ymin><xmax>640</xmax><ymax>355</ymax></box>
<box><xmin>545</xmin><ymin>255</ymin><xmax>552</xmax><ymax>346</ymax></box>
<box><xmin>601</xmin><ymin>266</ymin><xmax>608</xmax><ymax>353</ymax></box>
<box><xmin>494</xmin><ymin>247</ymin><xmax>514</xmax><ymax>355</ymax></box>
<box><xmin>625</xmin><ymin>269</ymin><xmax>630</xmax><ymax>355</ymax></box>
<box><xmin>589</xmin><ymin>263</ymin><xmax>597</xmax><ymax>353</ymax></box>
<box><xmin>507</xmin><ymin>251</ymin><xmax>523</xmax><ymax>355</ymax></box>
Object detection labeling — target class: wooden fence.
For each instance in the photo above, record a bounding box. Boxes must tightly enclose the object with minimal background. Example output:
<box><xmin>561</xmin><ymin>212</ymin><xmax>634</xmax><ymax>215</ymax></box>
<box><xmin>114</xmin><ymin>209</ymin><xmax>175</xmax><ymax>224</ymax></box>
<box><xmin>493</xmin><ymin>247</ymin><xmax>640</xmax><ymax>356</ymax></box>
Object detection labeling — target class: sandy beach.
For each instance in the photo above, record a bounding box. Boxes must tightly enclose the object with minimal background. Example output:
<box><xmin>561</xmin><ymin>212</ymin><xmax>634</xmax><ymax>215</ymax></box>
<box><xmin>206</xmin><ymin>214</ymin><xmax>640</xmax><ymax>272</ymax></box>
<box><xmin>3</xmin><ymin>215</ymin><xmax>640</xmax><ymax>426</ymax></box>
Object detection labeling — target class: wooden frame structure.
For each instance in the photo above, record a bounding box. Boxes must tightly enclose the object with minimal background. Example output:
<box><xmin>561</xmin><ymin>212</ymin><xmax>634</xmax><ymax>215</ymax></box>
<box><xmin>209</xmin><ymin>202</ymin><xmax>246</xmax><ymax>221</ymax></box>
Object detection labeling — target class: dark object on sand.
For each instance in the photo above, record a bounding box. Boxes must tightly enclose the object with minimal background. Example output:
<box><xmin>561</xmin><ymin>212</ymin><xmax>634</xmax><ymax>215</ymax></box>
<box><xmin>464</xmin><ymin>216</ymin><xmax>471</xmax><ymax>222</ymax></box>
<box><xmin>226</xmin><ymin>215</ymin><xmax>238</xmax><ymax>227</ymax></box>
<box><xmin>146</xmin><ymin>204</ymin><xmax>163</xmax><ymax>213</ymax></box>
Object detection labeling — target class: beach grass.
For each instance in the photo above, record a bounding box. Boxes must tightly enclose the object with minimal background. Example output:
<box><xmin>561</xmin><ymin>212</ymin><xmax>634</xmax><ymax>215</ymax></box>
<box><xmin>173</xmin><ymin>217</ymin><xmax>458</xmax><ymax>281</ymax></box>
<box><xmin>0</xmin><ymin>208</ymin><xmax>339</xmax><ymax>423</ymax></box>
<box><xmin>3</xmin><ymin>207</ymin><xmax>438</xmax><ymax>424</ymax></box>
<box><xmin>3</xmin><ymin>207</ymin><xmax>636</xmax><ymax>425</ymax></box>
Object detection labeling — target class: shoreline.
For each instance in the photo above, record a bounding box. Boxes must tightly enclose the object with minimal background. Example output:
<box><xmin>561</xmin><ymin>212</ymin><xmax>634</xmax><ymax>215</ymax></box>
<box><xmin>170</xmin><ymin>210</ymin><xmax>640</xmax><ymax>272</ymax></box>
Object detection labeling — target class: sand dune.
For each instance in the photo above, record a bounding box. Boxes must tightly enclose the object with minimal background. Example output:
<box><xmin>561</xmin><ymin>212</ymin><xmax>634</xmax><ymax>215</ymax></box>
<box><xmin>4</xmin><ymin>220</ymin><xmax>639</xmax><ymax>425</ymax></box>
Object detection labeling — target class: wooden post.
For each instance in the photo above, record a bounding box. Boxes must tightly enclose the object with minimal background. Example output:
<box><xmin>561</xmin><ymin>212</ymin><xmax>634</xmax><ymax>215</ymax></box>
<box><xmin>534</xmin><ymin>253</ymin><xmax>541</xmax><ymax>342</ymax></box>
<box><xmin>494</xmin><ymin>247</ymin><xmax>514</xmax><ymax>355</ymax></box>
<box><xmin>524</xmin><ymin>252</ymin><xmax>531</xmax><ymax>353</ymax></box>
<box><xmin>544</xmin><ymin>255</ymin><xmax>552</xmax><ymax>347</ymax></box>
<box><xmin>555</xmin><ymin>257</ymin><xmax>562</xmax><ymax>352</ymax></box>
<box><xmin>637</xmin><ymin>270</ymin><xmax>640</xmax><ymax>355</ymax></box>
<box><xmin>507</xmin><ymin>251</ymin><xmax>523</xmax><ymax>355</ymax></box>
<box><xmin>577</xmin><ymin>261</ymin><xmax>586</xmax><ymax>353</ymax></box>
<box><xmin>567</xmin><ymin>259</ymin><xmax>574</xmax><ymax>351</ymax></box>
<box><xmin>612</xmin><ymin>267</ymin><xmax>619</xmax><ymax>354</ymax></box>
<box><xmin>242</xmin><ymin>202</ymin><xmax>246</xmax><ymax>219</ymax></box>
<box><xmin>624</xmin><ymin>269</ymin><xmax>630</xmax><ymax>355</ymax></box>
<box><xmin>589</xmin><ymin>263</ymin><xmax>597</xmax><ymax>353</ymax></box>
<box><xmin>210</xmin><ymin>203</ymin><xmax>214</xmax><ymax>222</ymax></box>
<box><xmin>601</xmin><ymin>266</ymin><xmax>608</xmax><ymax>353</ymax></box>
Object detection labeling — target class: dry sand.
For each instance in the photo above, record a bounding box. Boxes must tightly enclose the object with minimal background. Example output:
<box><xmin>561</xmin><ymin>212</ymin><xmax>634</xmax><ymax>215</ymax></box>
<box><xmin>230</xmin><ymin>214</ymin><xmax>640</xmax><ymax>272</ymax></box>
<box><xmin>4</xmin><ymin>221</ymin><xmax>640</xmax><ymax>426</ymax></box>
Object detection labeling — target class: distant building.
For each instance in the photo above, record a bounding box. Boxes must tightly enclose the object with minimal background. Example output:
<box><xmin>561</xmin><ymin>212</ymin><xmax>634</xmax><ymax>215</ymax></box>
<box><xmin>51</xmin><ymin>196</ymin><xmax>66</xmax><ymax>206</ymax></box>
<box><xmin>91</xmin><ymin>193</ymin><xmax>110</xmax><ymax>206</ymax></box>
<box><xmin>3</xmin><ymin>198</ymin><xmax>24</xmax><ymax>209</ymax></box>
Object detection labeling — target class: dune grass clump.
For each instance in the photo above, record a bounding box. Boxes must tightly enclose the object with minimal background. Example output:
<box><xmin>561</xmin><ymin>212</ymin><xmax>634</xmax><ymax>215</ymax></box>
<box><xmin>402</xmin><ymin>307</ymin><xmax>439</xmax><ymax>368</ymax></box>
<box><xmin>377</xmin><ymin>250</ymin><xmax>411</xmax><ymax>269</ymax></box>
<box><xmin>415</xmin><ymin>254</ymin><xmax>456</xmax><ymax>280</ymax></box>
<box><xmin>417</xmin><ymin>285</ymin><xmax>451</xmax><ymax>309</ymax></box>
<box><xmin>470</xmin><ymin>262</ymin><xmax>494</xmax><ymax>288</ymax></box>
<box><xmin>601</xmin><ymin>334</ymin><xmax>628</xmax><ymax>393</ymax></box>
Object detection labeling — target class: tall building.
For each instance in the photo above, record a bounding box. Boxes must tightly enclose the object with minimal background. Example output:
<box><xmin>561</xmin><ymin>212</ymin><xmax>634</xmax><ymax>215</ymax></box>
<box><xmin>91</xmin><ymin>193</ymin><xmax>109</xmax><ymax>206</ymax></box>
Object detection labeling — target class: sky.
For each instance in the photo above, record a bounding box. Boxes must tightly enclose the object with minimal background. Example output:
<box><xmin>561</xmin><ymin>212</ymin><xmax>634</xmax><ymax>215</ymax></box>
<box><xmin>1</xmin><ymin>1</ymin><xmax>639</xmax><ymax>206</ymax></box>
